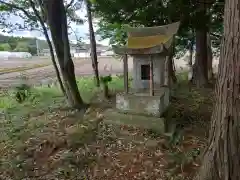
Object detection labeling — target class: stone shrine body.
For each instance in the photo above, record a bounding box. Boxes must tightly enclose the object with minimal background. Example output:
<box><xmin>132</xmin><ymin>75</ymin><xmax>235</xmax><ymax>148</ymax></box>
<box><xmin>113</xmin><ymin>22</ymin><xmax>180</xmax><ymax>117</ymax></box>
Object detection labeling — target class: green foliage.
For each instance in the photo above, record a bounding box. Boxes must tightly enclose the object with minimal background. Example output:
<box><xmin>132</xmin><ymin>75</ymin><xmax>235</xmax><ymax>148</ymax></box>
<box><xmin>28</xmin><ymin>45</ymin><xmax>37</xmax><ymax>55</ymax></box>
<box><xmin>96</xmin><ymin>21</ymin><xmax>127</xmax><ymax>46</ymax></box>
<box><xmin>0</xmin><ymin>0</ymin><xmax>83</xmax><ymax>53</ymax></box>
<box><xmin>0</xmin><ymin>33</ymin><xmax>86</xmax><ymax>55</ymax></box>
<box><xmin>100</xmin><ymin>75</ymin><xmax>112</xmax><ymax>84</ymax></box>
<box><xmin>0</xmin><ymin>76</ymin><xmax>124</xmax><ymax>128</ymax></box>
<box><xmin>66</xmin><ymin>5</ymin><xmax>84</xmax><ymax>25</ymax></box>
<box><xmin>14</xmin><ymin>42</ymin><xmax>29</xmax><ymax>52</ymax></box>
<box><xmin>76</xmin><ymin>76</ymin><xmax>123</xmax><ymax>102</ymax></box>
<box><xmin>100</xmin><ymin>75</ymin><xmax>113</xmax><ymax>99</ymax></box>
<box><xmin>0</xmin><ymin>34</ymin><xmax>48</xmax><ymax>54</ymax></box>
<box><xmin>92</xmin><ymin>0</ymin><xmax>224</xmax><ymax>55</ymax></box>
<box><xmin>14</xmin><ymin>83</ymin><xmax>31</xmax><ymax>103</ymax></box>
<box><xmin>0</xmin><ymin>43</ymin><xmax>11</xmax><ymax>51</ymax></box>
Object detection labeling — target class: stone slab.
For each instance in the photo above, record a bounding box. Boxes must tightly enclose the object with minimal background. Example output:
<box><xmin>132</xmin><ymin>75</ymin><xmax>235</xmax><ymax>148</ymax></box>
<box><xmin>116</xmin><ymin>91</ymin><xmax>169</xmax><ymax>117</ymax></box>
<box><xmin>103</xmin><ymin>109</ymin><xmax>165</xmax><ymax>133</ymax></box>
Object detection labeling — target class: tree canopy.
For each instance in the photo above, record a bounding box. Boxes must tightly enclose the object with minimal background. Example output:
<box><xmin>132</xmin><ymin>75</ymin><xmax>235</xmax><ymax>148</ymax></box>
<box><xmin>92</xmin><ymin>0</ymin><xmax>224</xmax><ymax>56</ymax></box>
<box><xmin>0</xmin><ymin>34</ymin><xmax>48</xmax><ymax>54</ymax></box>
<box><xmin>14</xmin><ymin>42</ymin><xmax>29</xmax><ymax>52</ymax></box>
<box><xmin>0</xmin><ymin>42</ymin><xmax>11</xmax><ymax>51</ymax></box>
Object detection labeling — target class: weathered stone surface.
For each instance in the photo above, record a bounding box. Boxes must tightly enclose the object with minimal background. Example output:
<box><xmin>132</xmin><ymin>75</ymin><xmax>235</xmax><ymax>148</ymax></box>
<box><xmin>116</xmin><ymin>90</ymin><xmax>169</xmax><ymax>117</ymax></box>
<box><xmin>103</xmin><ymin>109</ymin><xmax>165</xmax><ymax>133</ymax></box>
<box><xmin>132</xmin><ymin>54</ymin><xmax>165</xmax><ymax>90</ymax></box>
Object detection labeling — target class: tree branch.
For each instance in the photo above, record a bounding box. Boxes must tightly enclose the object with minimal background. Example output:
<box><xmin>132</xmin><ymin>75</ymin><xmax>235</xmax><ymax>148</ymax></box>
<box><xmin>28</xmin><ymin>0</ymin><xmax>46</xmax><ymax>32</ymax></box>
<box><xmin>210</xmin><ymin>32</ymin><xmax>221</xmax><ymax>38</ymax></box>
<box><xmin>0</xmin><ymin>0</ymin><xmax>35</xmax><ymax>21</ymax></box>
<box><xmin>28</xmin><ymin>0</ymin><xmax>66</xmax><ymax>95</ymax></box>
<box><xmin>65</xmin><ymin>0</ymin><xmax>75</xmax><ymax>9</ymax></box>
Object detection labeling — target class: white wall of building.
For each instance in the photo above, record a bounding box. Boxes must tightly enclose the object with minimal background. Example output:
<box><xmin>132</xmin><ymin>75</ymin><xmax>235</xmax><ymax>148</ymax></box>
<box><xmin>0</xmin><ymin>51</ymin><xmax>32</xmax><ymax>60</ymax></box>
<box><xmin>73</xmin><ymin>52</ymin><xmax>90</xmax><ymax>58</ymax></box>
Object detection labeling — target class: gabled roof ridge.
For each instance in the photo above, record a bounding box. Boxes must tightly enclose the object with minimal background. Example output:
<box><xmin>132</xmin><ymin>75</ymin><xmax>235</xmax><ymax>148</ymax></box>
<box><xmin>124</xmin><ymin>21</ymin><xmax>180</xmax><ymax>37</ymax></box>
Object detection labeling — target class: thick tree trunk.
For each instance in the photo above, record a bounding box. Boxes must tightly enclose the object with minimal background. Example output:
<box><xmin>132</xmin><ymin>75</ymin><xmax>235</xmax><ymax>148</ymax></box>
<box><xmin>192</xmin><ymin>30</ymin><xmax>208</xmax><ymax>87</ymax></box>
<box><xmin>85</xmin><ymin>0</ymin><xmax>100</xmax><ymax>87</ymax></box>
<box><xmin>44</xmin><ymin>0</ymin><xmax>84</xmax><ymax>108</ymax></box>
<box><xmin>188</xmin><ymin>37</ymin><xmax>194</xmax><ymax>81</ymax></box>
<box><xmin>168</xmin><ymin>37</ymin><xmax>177</xmax><ymax>85</ymax></box>
<box><xmin>195</xmin><ymin>0</ymin><xmax>240</xmax><ymax>179</ymax></box>
<box><xmin>192</xmin><ymin>4</ymin><xmax>208</xmax><ymax>87</ymax></box>
<box><xmin>207</xmin><ymin>33</ymin><xmax>213</xmax><ymax>80</ymax></box>
<box><xmin>189</xmin><ymin>39</ymin><xmax>193</xmax><ymax>68</ymax></box>
<box><xmin>30</xmin><ymin>0</ymin><xmax>66</xmax><ymax>96</ymax></box>
<box><xmin>168</xmin><ymin>57</ymin><xmax>177</xmax><ymax>85</ymax></box>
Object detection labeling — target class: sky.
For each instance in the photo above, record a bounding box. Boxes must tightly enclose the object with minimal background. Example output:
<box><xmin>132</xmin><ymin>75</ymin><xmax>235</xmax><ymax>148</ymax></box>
<box><xmin>0</xmin><ymin>4</ymin><xmax>110</xmax><ymax>46</ymax></box>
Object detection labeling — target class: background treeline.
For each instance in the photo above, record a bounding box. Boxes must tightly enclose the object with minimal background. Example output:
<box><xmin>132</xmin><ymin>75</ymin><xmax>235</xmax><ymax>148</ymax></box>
<box><xmin>0</xmin><ymin>34</ymin><xmax>48</xmax><ymax>54</ymax></box>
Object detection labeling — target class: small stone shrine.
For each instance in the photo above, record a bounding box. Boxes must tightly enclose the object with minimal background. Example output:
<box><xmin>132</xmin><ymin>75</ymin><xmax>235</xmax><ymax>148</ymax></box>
<box><xmin>112</xmin><ymin>22</ymin><xmax>180</xmax><ymax>117</ymax></box>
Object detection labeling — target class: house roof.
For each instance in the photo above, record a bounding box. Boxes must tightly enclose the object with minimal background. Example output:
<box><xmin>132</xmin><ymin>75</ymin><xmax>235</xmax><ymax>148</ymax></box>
<box><xmin>113</xmin><ymin>21</ymin><xmax>180</xmax><ymax>55</ymax></box>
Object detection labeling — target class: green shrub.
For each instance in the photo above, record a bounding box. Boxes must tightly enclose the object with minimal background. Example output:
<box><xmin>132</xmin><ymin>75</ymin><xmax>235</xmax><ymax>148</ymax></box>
<box><xmin>100</xmin><ymin>75</ymin><xmax>112</xmax><ymax>98</ymax></box>
<box><xmin>14</xmin><ymin>84</ymin><xmax>31</xmax><ymax>103</ymax></box>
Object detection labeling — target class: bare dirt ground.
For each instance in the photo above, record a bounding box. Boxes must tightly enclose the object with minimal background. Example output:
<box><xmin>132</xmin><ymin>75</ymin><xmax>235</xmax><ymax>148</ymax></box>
<box><xmin>0</xmin><ymin>55</ymin><xmax>219</xmax><ymax>88</ymax></box>
<box><xmin>0</xmin><ymin>56</ymin><xmax>51</xmax><ymax>69</ymax></box>
<box><xmin>0</xmin><ymin>56</ymin><xmax>134</xmax><ymax>88</ymax></box>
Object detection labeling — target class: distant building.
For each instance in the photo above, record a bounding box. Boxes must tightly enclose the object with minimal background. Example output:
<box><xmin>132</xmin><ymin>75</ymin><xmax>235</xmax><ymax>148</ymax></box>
<box><xmin>73</xmin><ymin>48</ymin><xmax>89</xmax><ymax>58</ymax></box>
<box><xmin>41</xmin><ymin>49</ymin><xmax>53</xmax><ymax>56</ymax></box>
<box><xmin>0</xmin><ymin>51</ymin><xmax>32</xmax><ymax>60</ymax></box>
<box><xmin>40</xmin><ymin>43</ymin><xmax>110</xmax><ymax>58</ymax></box>
<box><xmin>101</xmin><ymin>50</ymin><xmax>114</xmax><ymax>56</ymax></box>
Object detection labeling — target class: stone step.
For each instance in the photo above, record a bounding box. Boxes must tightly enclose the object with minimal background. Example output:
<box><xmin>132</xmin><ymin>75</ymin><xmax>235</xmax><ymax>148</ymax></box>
<box><xmin>103</xmin><ymin>109</ymin><xmax>165</xmax><ymax>133</ymax></box>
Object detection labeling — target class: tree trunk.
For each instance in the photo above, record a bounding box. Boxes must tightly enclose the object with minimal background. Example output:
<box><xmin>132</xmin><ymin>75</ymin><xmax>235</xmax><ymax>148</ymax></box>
<box><xmin>168</xmin><ymin>57</ymin><xmax>177</xmax><ymax>85</ymax></box>
<box><xmin>103</xmin><ymin>83</ymin><xmax>109</xmax><ymax>99</ymax></box>
<box><xmin>168</xmin><ymin>37</ymin><xmax>177</xmax><ymax>85</ymax></box>
<box><xmin>189</xmin><ymin>39</ymin><xmax>193</xmax><ymax>68</ymax></box>
<box><xmin>192</xmin><ymin>4</ymin><xmax>208</xmax><ymax>87</ymax></box>
<box><xmin>207</xmin><ymin>33</ymin><xmax>213</xmax><ymax>81</ymax></box>
<box><xmin>44</xmin><ymin>0</ymin><xmax>84</xmax><ymax>108</ymax></box>
<box><xmin>85</xmin><ymin>0</ymin><xmax>100</xmax><ymax>87</ymax></box>
<box><xmin>195</xmin><ymin>0</ymin><xmax>240</xmax><ymax>179</ymax></box>
<box><xmin>188</xmin><ymin>37</ymin><xmax>194</xmax><ymax>81</ymax></box>
<box><xmin>30</xmin><ymin>0</ymin><xmax>66</xmax><ymax>96</ymax></box>
<box><xmin>192</xmin><ymin>29</ymin><xmax>208</xmax><ymax>87</ymax></box>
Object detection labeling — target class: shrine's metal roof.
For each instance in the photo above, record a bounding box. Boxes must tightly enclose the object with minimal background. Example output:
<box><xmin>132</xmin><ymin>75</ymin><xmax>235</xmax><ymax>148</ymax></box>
<box><xmin>127</xmin><ymin>34</ymin><xmax>171</xmax><ymax>49</ymax></box>
<box><xmin>113</xmin><ymin>21</ymin><xmax>180</xmax><ymax>55</ymax></box>
<box><xmin>125</xmin><ymin>21</ymin><xmax>180</xmax><ymax>37</ymax></box>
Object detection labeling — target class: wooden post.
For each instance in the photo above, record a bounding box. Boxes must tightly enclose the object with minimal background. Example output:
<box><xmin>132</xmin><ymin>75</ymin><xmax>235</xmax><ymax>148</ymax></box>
<box><xmin>159</xmin><ymin>58</ymin><xmax>165</xmax><ymax>88</ymax></box>
<box><xmin>150</xmin><ymin>55</ymin><xmax>154</xmax><ymax>96</ymax></box>
<box><xmin>123</xmin><ymin>54</ymin><xmax>129</xmax><ymax>93</ymax></box>
<box><xmin>164</xmin><ymin>56</ymin><xmax>169</xmax><ymax>87</ymax></box>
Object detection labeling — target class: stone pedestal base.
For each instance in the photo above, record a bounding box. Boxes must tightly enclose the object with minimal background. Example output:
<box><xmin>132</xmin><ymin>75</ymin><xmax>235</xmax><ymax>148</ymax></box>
<box><xmin>116</xmin><ymin>88</ymin><xmax>169</xmax><ymax>117</ymax></box>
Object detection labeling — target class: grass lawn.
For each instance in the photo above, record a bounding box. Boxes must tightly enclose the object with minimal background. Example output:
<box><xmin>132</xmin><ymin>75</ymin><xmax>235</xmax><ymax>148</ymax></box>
<box><xmin>0</xmin><ymin>74</ymin><xmax>213</xmax><ymax>179</ymax></box>
<box><xmin>0</xmin><ymin>76</ymin><xmax>125</xmax><ymax>114</ymax></box>
<box><xmin>0</xmin><ymin>76</ymin><xmax>126</xmax><ymax>179</ymax></box>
